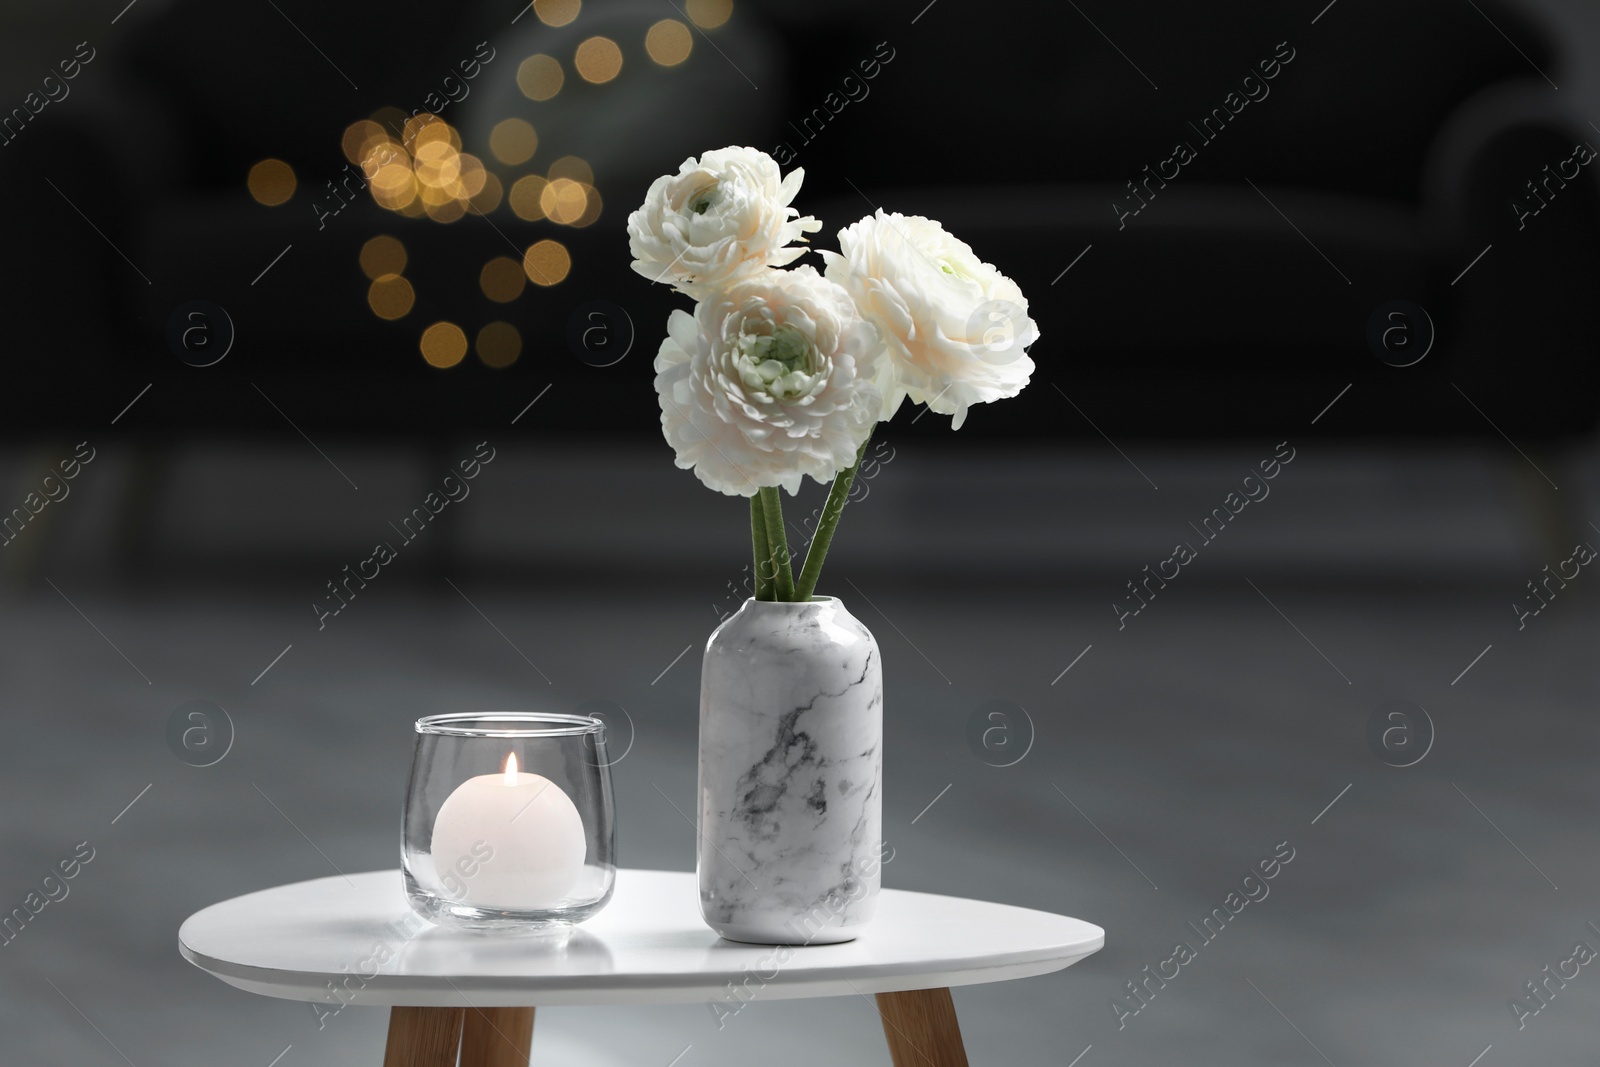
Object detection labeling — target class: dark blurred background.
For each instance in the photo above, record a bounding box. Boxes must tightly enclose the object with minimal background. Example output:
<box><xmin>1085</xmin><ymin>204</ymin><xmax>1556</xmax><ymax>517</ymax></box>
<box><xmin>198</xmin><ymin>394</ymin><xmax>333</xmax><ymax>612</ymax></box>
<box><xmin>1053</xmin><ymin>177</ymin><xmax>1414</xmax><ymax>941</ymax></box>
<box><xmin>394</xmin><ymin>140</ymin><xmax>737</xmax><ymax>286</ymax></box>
<box><xmin>3</xmin><ymin>0</ymin><xmax>1600</xmax><ymax>1064</ymax></box>
<box><xmin>4</xmin><ymin>0</ymin><xmax>1599</xmax><ymax>444</ymax></box>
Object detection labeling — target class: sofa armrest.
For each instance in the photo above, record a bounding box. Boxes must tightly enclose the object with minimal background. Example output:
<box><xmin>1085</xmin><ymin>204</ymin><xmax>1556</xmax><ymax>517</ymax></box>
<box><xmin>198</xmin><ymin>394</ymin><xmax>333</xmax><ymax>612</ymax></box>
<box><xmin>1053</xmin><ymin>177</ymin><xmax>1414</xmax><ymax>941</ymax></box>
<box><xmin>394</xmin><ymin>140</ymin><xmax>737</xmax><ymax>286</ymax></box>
<box><xmin>1420</xmin><ymin>78</ymin><xmax>1599</xmax><ymax>249</ymax></box>
<box><xmin>1418</xmin><ymin>79</ymin><xmax>1600</xmax><ymax>437</ymax></box>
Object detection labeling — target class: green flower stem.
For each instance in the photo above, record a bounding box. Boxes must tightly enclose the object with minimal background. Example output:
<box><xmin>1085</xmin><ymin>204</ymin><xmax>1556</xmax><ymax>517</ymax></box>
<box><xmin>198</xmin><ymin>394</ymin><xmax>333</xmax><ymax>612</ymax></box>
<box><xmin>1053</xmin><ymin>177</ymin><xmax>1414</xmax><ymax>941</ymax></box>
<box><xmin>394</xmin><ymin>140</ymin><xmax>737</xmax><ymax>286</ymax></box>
<box><xmin>750</xmin><ymin>493</ymin><xmax>774</xmax><ymax>601</ymax></box>
<box><xmin>794</xmin><ymin>431</ymin><xmax>872</xmax><ymax>602</ymax></box>
<box><xmin>757</xmin><ymin>486</ymin><xmax>796</xmax><ymax>601</ymax></box>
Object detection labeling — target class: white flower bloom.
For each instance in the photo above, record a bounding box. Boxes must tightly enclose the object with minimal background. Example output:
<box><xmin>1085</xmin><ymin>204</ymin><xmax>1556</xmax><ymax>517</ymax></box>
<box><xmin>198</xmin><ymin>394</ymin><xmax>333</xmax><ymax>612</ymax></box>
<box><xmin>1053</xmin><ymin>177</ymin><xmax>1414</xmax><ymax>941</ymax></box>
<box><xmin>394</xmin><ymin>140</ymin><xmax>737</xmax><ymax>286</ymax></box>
<box><xmin>822</xmin><ymin>209</ymin><xmax>1039</xmax><ymax>429</ymax></box>
<box><xmin>654</xmin><ymin>266</ymin><xmax>884</xmax><ymax>497</ymax></box>
<box><xmin>627</xmin><ymin>146</ymin><xmax>822</xmax><ymax>297</ymax></box>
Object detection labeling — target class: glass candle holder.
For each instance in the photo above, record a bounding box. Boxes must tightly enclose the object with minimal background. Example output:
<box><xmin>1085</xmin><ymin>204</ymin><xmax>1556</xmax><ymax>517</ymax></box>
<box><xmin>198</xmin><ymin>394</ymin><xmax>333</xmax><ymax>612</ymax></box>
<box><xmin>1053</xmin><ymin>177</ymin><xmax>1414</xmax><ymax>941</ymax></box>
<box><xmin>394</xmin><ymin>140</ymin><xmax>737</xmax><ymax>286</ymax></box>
<box><xmin>403</xmin><ymin>712</ymin><xmax>616</xmax><ymax>930</ymax></box>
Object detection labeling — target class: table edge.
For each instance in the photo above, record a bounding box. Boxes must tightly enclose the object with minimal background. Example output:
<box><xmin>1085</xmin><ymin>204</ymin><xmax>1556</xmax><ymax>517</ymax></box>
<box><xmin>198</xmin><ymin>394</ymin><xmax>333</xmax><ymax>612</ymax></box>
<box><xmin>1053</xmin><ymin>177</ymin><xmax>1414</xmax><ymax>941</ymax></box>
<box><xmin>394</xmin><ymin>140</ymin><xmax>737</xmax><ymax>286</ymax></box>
<box><xmin>180</xmin><ymin>936</ymin><xmax>1104</xmax><ymax>1007</ymax></box>
<box><xmin>178</xmin><ymin>868</ymin><xmax>1106</xmax><ymax>1006</ymax></box>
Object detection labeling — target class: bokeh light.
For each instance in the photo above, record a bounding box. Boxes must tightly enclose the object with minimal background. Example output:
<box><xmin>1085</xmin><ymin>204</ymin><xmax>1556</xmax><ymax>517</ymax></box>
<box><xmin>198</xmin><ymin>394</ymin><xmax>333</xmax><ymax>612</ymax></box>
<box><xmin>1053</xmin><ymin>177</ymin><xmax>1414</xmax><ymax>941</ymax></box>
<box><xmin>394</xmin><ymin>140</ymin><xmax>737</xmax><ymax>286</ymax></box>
<box><xmin>454</xmin><ymin>154</ymin><xmax>487</xmax><ymax>197</ymax></box>
<box><xmin>522</xmin><ymin>239</ymin><xmax>571</xmax><ymax>286</ymax></box>
<box><xmin>574</xmin><ymin>37</ymin><xmax>623</xmax><ymax>83</ymax></box>
<box><xmin>645</xmin><ymin>19</ymin><xmax>693</xmax><ymax>66</ymax></box>
<box><xmin>370</xmin><ymin>159</ymin><xmax>417</xmax><ymax>210</ymax></box>
<box><xmin>571</xmin><ymin>184</ymin><xmax>602</xmax><ymax>227</ymax></box>
<box><xmin>414</xmin><ymin>140</ymin><xmax>462</xmax><ymax>189</ymax></box>
<box><xmin>355</xmin><ymin>114</ymin><xmax>496</xmax><ymax>223</ymax></box>
<box><xmin>540</xmin><ymin>178</ymin><xmax>589</xmax><ymax>225</ymax></box>
<box><xmin>417</xmin><ymin>179</ymin><xmax>456</xmax><ymax>207</ymax></box>
<box><xmin>368</xmin><ymin>274</ymin><xmax>415</xmax><ymax>320</ymax></box>
<box><xmin>359</xmin><ymin>135</ymin><xmax>404</xmax><ymax>178</ymax></box>
<box><xmin>247</xmin><ymin>159</ymin><xmax>296</xmax><ymax>206</ymax></box>
<box><xmin>341</xmin><ymin>120</ymin><xmax>388</xmax><ymax>165</ymax></box>
<box><xmin>405</xmin><ymin>113</ymin><xmax>459</xmax><ymax>151</ymax></box>
<box><xmin>359</xmin><ymin>235</ymin><xmax>407</xmax><ymax>280</ymax></box>
<box><xmin>469</xmin><ymin>172</ymin><xmax>504</xmax><ymax>214</ymax></box>
<box><xmin>517</xmin><ymin>55</ymin><xmax>565</xmax><ymax>101</ymax></box>
<box><xmin>420</xmin><ymin>322</ymin><xmax>469</xmax><ymax>368</ymax></box>
<box><xmin>476</xmin><ymin>321</ymin><xmax>523</xmax><ymax>368</ymax></box>
<box><xmin>489</xmin><ymin>118</ymin><xmax>539</xmax><ymax>165</ymax></box>
<box><xmin>547</xmin><ymin>155</ymin><xmax>594</xmax><ymax>184</ymax></box>
<box><xmin>685</xmin><ymin>0</ymin><xmax>732</xmax><ymax>29</ymax></box>
<box><xmin>480</xmin><ymin>257</ymin><xmax>527</xmax><ymax>303</ymax></box>
<box><xmin>423</xmin><ymin>197</ymin><xmax>467</xmax><ymax>223</ymax></box>
<box><xmin>509</xmin><ymin>175</ymin><xmax>549</xmax><ymax>221</ymax></box>
<box><xmin>533</xmin><ymin>0</ymin><xmax>580</xmax><ymax>26</ymax></box>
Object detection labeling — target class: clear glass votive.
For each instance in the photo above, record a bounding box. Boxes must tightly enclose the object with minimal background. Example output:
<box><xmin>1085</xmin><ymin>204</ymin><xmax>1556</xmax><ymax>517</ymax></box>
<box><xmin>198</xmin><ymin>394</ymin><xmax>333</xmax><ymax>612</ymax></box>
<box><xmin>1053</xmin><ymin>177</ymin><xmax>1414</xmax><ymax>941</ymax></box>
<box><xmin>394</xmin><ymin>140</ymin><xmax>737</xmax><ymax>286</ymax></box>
<box><xmin>403</xmin><ymin>712</ymin><xmax>616</xmax><ymax>930</ymax></box>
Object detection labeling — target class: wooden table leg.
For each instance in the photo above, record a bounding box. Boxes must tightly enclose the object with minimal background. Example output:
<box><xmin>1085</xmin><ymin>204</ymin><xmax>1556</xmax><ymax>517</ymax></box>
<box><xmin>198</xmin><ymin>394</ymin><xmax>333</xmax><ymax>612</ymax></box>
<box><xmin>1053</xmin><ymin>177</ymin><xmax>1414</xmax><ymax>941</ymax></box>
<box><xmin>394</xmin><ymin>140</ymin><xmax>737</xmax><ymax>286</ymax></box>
<box><xmin>460</xmin><ymin>1006</ymin><xmax>536</xmax><ymax>1067</ymax></box>
<box><xmin>382</xmin><ymin>1006</ymin><xmax>464</xmax><ymax>1067</ymax></box>
<box><xmin>875</xmin><ymin>988</ymin><xmax>969</xmax><ymax>1067</ymax></box>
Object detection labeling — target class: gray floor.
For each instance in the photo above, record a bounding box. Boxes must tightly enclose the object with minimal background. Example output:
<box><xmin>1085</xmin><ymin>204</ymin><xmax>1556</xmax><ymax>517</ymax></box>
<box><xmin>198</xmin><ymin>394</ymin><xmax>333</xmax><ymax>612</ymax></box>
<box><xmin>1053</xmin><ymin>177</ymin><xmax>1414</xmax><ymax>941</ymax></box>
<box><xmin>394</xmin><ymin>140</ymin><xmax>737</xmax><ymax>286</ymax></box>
<box><xmin>1</xmin><ymin>439</ymin><xmax>1597</xmax><ymax>1066</ymax></box>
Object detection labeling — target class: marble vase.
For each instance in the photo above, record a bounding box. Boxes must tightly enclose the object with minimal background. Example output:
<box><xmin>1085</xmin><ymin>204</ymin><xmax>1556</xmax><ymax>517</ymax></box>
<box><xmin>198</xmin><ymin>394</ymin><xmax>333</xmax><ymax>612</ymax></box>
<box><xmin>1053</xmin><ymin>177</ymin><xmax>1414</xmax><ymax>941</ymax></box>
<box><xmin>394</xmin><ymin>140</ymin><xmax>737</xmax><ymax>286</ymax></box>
<box><xmin>697</xmin><ymin>596</ymin><xmax>883</xmax><ymax>944</ymax></box>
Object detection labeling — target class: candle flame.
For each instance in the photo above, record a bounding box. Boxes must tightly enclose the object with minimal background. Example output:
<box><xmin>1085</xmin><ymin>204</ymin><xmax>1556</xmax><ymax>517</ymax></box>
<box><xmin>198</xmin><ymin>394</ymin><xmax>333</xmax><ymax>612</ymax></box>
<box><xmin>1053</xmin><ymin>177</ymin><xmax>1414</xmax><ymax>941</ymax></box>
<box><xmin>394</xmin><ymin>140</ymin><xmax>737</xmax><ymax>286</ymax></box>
<box><xmin>503</xmin><ymin>751</ymin><xmax>518</xmax><ymax>785</ymax></box>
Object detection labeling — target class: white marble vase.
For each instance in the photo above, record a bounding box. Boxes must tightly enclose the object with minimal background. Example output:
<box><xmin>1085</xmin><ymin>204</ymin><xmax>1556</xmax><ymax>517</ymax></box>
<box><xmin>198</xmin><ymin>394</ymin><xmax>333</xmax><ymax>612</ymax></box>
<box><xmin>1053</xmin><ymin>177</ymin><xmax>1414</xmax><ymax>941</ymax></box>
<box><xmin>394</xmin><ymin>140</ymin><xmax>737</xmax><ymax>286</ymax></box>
<box><xmin>697</xmin><ymin>596</ymin><xmax>882</xmax><ymax>944</ymax></box>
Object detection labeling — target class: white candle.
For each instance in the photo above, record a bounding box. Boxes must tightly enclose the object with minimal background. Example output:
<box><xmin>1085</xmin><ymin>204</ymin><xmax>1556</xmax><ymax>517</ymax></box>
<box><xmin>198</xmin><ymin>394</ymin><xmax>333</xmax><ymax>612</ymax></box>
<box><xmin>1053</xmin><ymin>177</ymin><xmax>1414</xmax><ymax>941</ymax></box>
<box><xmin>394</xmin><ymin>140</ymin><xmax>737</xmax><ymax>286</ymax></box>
<box><xmin>430</xmin><ymin>752</ymin><xmax>587</xmax><ymax>910</ymax></box>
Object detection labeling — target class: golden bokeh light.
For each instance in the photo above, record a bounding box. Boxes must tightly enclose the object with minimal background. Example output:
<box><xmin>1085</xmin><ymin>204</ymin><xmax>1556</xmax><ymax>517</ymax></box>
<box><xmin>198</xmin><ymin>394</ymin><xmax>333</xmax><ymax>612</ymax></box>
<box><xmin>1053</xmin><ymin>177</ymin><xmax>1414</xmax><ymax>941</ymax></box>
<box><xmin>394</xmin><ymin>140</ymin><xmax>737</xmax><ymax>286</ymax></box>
<box><xmin>645</xmin><ymin>19</ymin><xmax>693</xmax><ymax>66</ymax></box>
<box><xmin>489</xmin><ymin>118</ymin><xmax>539</xmax><ymax>166</ymax></box>
<box><xmin>476</xmin><ymin>321</ymin><xmax>523</xmax><ymax>368</ymax></box>
<box><xmin>247</xmin><ymin>159</ymin><xmax>296</xmax><ymax>206</ymax></box>
<box><xmin>369</xmin><ymin>153</ymin><xmax>416</xmax><ymax>209</ymax></box>
<box><xmin>400</xmin><ymin>114</ymin><xmax>433</xmax><ymax>147</ymax></box>
<box><xmin>404</xmin><ymin>113</ymin><xmax>459</xmax><ymax>151</ymax></box>
<box><xmin>416</xmin><ymin>179</ymin><xmax>456</xmax><ymax>207</ymax></box>
<box><xmin>453</xmin><ymin>153</ymin><xmax>487</xmax><ymax>199</ymax></box>
<box><xmin>360</xmin><ymin>138</ymin><xmax>404</xmax><ymax>179</ymax></box>
<box><xmin>574</xmin><ymin>36</ymin><xmax>622</xmax><ymax>83</ymax></box>
<box><xmin>424</xmin><ymin>197</ymin><xmax>467</xmax><ymax>223</ymax></box>
<box><xmin>347</xmin><ymin>108</ymin><xmax>514</xmax><ymax>226</ymax></box>
<box><xmin>508</xmin><ymin>175</ymin><xmax>549</xmax><ymax>221</ymax></box>
<box><xmin>685</xmin><ymin>0</ymin><xmax>732</xmax><ymax>29</ymax></box>
<box><xmin>469</xmin><ymin>171</ymin><xmax>504</xmax><ymax>214</ymax></box>
<box><xmin>414</xmin><ymin>123</ymin><xmax>461</xmax><ymax>153</ymax></box>
<box><xmin>341</xmin><ymin>120</ymin><xmax>387</xmax><ymax>165</ymax></box>
<box><xmin>368</xmin><ymin>274</ymin><xmax>415</xmax><ymax>320</ymax></box>
<box><xmin>413</xmin><ymin>140</ymin><xmax>462</xmax><ymax>188</ymax></box>
<box><xmin>480</xmin><ymin>257</ymin><xmax>527</xmax><ymax>303</ymax></box>
<box><xmin>547</xmin><ymin>155</ymin><xmax>593</xmax><ymax>184</ymax></box>
<box><xmin>359</xmin><ymin>235</ymin><xmax>407</xmax><ymax>280</ymax></box>
<box><xmin>533</xmin><ymin>0</ymin><xmax>580</xmax><ymax>26</ymax></box>
<box><xmin>571</xmin><ymin>183</ymin><xmax>602</xmax><ymax>227</ymax></box>
<box><xmin>540</xmin><ymin>177</ymin><xmax>589</xmax><ymax>225</ymax></box>
<box><xmin>517</xmin><ymin>54</ymin><xmax>564</xmax><ymax>101</ymax></box>
<box><xmin>420</xmin><ymin>322</ymin><xmax>469</xmax><ymax>368</ymax></box>
<box><xmin>522</xmin><ymin>239</ymin><xmax>571</xmax><ymax>286</ymax></box>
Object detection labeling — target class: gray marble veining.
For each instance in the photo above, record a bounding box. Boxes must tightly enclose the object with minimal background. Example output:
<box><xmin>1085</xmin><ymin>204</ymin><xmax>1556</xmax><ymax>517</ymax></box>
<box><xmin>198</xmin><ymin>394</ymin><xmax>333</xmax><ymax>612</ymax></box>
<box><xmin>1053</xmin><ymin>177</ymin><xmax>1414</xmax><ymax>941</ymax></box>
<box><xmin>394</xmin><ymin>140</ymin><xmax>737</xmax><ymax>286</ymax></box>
<box><xmin>696</xmin><ymin>597</ymin><xmax>883</xmax><ymax>944</ymax></box>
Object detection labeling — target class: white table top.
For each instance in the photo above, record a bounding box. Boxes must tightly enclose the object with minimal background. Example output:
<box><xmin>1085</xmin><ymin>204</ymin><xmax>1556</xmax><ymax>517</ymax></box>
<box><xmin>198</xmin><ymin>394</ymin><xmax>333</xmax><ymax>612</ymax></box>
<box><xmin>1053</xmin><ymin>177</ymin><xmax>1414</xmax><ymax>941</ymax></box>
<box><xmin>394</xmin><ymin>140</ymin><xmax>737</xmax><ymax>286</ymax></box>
<box><xmin>179</xmin><ymin>869</ymin><xmax>1103</xmax><ymax>1007</ymax></box>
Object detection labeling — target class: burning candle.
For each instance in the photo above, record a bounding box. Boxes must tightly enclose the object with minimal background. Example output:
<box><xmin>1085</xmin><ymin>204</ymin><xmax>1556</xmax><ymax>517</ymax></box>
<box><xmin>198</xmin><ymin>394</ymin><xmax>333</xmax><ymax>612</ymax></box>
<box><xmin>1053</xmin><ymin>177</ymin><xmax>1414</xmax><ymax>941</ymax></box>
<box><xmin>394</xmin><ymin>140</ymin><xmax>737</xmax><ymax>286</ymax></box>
<box><xmin>429</xmin><ymin>752</ymin><xmax>587</xmax><ymax>910</ymax></box>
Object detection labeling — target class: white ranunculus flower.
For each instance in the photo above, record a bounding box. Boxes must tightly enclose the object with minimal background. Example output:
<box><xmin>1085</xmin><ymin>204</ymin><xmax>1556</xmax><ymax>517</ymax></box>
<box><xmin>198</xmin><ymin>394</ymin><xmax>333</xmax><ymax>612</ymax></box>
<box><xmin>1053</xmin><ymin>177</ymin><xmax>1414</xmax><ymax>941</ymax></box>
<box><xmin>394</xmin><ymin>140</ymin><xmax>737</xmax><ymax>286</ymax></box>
<box><xmin>654</xmin><ymin>266</ymin><xmax>884</xmax><ymax>497</ymax></box>
<box><xmin>822</xmin><ymin>209</ymin><xmax>1039</xmax><ymax>429</ymax></box>
<box><xmin>627</xmin><ymin>147</ymin><xmax>822</xmax><ymax>297</ymax></box>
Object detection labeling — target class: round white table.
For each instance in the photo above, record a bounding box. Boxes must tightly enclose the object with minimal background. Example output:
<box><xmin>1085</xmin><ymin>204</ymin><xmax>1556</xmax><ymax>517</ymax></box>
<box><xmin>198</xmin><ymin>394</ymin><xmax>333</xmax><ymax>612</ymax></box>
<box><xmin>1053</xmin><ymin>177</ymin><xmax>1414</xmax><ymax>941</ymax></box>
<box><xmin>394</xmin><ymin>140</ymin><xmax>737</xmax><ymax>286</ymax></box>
<box><xmin>180</xmin><ymin>868</ymin><xmax>1103</xmax><ymax>1067</ymax></box>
